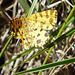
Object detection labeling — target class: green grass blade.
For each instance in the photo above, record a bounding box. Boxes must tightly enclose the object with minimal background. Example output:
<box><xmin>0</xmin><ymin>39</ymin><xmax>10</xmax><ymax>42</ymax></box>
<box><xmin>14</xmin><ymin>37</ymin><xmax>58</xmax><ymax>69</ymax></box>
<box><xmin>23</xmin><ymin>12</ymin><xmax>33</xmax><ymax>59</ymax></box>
<box><xmin>0</xmin><ymin>47</ymin><xmax>36</xmax><ymax>69</ymax></box>
<box><xmin>0</xmin><ymin>35</ymin><xmax>14</xmax><ymax>58</ymax></box>
<box><xmin>10</xmin><ymin>26</ymin><xmax>75</xmax><ymax>71</ymax></box>
<box><xmin>18</xmin><ymin>0</ymin><xmax>30</xmax><ymax>12</ymax></box>
<box><xmin>0</xmin><ymin>0</ymin><xmax>38</xmax><ymax>62</ymax></box>
<box><xmin>0</xmin><ymin>0</ymin><xmax>30</xmax><ymax>58</ymax></box>
<box><xmin>27</xmin><ymin>0</ymin><xmax>38</xmax><ymax>16</ymax></box>
<box><xmin>38</xmin><ymin>5</ymin><xmax>75</xmax><ymax>75</ymax></box>
<box><xmin>0</xmin><ymin>0</ymin><xmax>39</xmax><ymax>70</ymax></box>
<box><xmin>13</xmin><ymin>57</ymin><xmax>75</xmax><ymax>75</ymax></box>
<box><xmin>56</xmin><ymin>5</ymin><xmax>75</xmax><ymax>39</ymax></box>
<box><xmin>24</xmin><ymin>0</ymin><xmax>38</xmax><ymax>17</ymax></box>
<box><xmin>50</xmin><ymin>16</ymin><xmax>75</xmax><ymax>40</ymax></box>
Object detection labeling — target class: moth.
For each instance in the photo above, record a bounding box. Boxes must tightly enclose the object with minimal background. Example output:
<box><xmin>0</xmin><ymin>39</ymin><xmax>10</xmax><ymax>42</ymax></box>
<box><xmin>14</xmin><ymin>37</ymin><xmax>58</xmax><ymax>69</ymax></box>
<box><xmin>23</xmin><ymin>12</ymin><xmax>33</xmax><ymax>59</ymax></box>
<box><xmin>10</xmin><ymin>10</ymin><xmax>57</xmax><ymax>49</ymax></box>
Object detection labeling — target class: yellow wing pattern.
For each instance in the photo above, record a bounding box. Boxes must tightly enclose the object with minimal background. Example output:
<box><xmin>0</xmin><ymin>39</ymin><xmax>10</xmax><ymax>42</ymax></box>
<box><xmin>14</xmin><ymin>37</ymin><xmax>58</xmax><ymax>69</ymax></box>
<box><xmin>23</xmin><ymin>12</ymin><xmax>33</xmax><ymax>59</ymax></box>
<box><xmin>10</xmin><ymin>10</ymin><xmax>57</xmax><ymax>49</ymax></box>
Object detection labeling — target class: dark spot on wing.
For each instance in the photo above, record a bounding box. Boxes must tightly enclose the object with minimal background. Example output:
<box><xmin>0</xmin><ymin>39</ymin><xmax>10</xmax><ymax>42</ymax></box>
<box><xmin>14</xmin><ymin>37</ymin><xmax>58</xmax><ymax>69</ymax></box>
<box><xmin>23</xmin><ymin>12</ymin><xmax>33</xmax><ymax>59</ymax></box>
<box><xmin>37</xmin><ymin>39</ymin><xmax>41</xmax><ymax>44</ymax></box>
<box><xmin>45</xmin><ymin>33</ymin><xmax>49</xmax><ymax>37</ymax></box>
<box><xmin>40</xmin><ymin>29</ymin><xmax>43</xmax><ymax>31</ymax></box>
<box><xmin>19</xmin><ymin>26</ymin><xmax>21</xmax><ymax>28</ymax></box>
<box><xmin>34</xmin><ymin>29</ymin><xmax>37</xmax><ymax>31</ymax></box>
<box><xmin>16</xmin><ymin>28</ymin><xmax>19</xmax><ymax>32</ymax></box>
<box><xmin>19</xmin><ymin>39</ymin><xmax>22</xmax><ymax>43</ymax></box>
<box><xmin>23</xmin><ymin>38</ymin><xmax>25</xmax><ymax>40</ymax></box>
<box><xmin>35</xmin><ymin>13</ymin><xmax>37</xmax><ymax>19</ymax></box>
<box><xmin>39</xmin><ymin>12</ymin><xmax>42</xmax><ymax>17</ymax></box>
<box><xmin>25</xmin><ymin>43</ymin><xmax>28</xmax><ymax>46</ymax></box>
<box><xmin>45</xmin><ymin>11</ymin><xmax>49</xmax><ymax>18</ymax></box>
<box><xmin>37</xmin><ymin>33</ymin><xmax>40</xmax><ymax>37</ymax></box>
<box><xmin>22</xmin><ymin>32</ymin><xmax>23</xmax><ymax>34</ymax></box>
<box><xmin>50</xmin><ymin>10</ymin><xmax>55</xmax><ymax>15</ymax></box>
<box><xmin>11</xmin><ymin>28</ymin><xmax>15</xmax><ymax>32</ymax></box>
<box><xmin>49</xmin><ymin>18</ymin><xmax>53</xmax><ymax>25</ymax></box>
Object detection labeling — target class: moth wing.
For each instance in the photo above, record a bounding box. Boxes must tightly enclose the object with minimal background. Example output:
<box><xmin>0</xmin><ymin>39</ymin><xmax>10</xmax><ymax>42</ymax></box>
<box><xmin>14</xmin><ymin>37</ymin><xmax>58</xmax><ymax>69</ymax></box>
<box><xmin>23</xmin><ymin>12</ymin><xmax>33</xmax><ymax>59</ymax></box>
<box><xmin>26</xmin><ymin>10</ymin><xmax>57</xmax><ymax>30</ymax></box>
<box><xmin>10</xmin><ymin>18</ymin><xmax>22</xmax><ymax>39</ymax></box>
